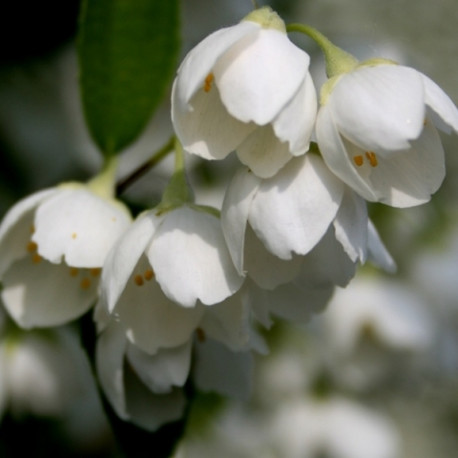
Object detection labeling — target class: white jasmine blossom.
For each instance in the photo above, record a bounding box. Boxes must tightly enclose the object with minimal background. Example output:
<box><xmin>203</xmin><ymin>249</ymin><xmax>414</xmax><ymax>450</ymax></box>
<box><xmin>103</xmin><ymin>205</ymin><xmax>243</xmax><ymax>313</ymax></box>
<box><xmin>172</xmin><ymin>7</ymin><xmax>317</xmax><ymax>178</ymax></box>
<box><xmin>316</xmin><ymin>63</ymin><xmax>458</xmax><ymax>207</ymax></box>
<box><xmin>0</xmin><ymin>184</ymin><xmax>131</xmax><ymax>328</ymax></box>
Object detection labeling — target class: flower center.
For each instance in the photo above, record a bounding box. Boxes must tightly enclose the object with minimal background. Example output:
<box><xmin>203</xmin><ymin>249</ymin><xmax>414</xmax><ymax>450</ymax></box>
<box><xmin>203</xmin><ymin>72</ymin><xmax>214</xmax><ymax>93</ymax></box>
<box><xmin>353</xmin><ymin>151</ymin><xmax>378</xmax><ymax>168</ymax></box>
<box><xmin>133</xmin><ymin>268</ymin><xmax>155</xmax><ymax>287</ymax></box>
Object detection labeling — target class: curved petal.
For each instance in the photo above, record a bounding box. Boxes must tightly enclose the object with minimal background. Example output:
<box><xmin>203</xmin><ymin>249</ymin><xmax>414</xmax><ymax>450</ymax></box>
<box><xmin>124</xmin><ymin>367</ymin><xmax>186</xmax><ymax>432</ymax></box>
<box><xmin>244</xmin><ymin>225</ymin><xmax>303</xmax><ymax>290</ymax></box>
<box><xmin>175</xmin><ymin>21</ymin><xmax>258</xmax><ymax>107</ymax></box>
<box><xmin>114</xmin><ymin>256</ymin><xmax>204</xmax><ymax>354</ymax></box>
<box><xmin>172</xmin><ymin>78</ymin><xmax>256</xmax><ymax>160</ymax></box>
<box><xmin>236</xmin><ymin>124</ymin><xmax>294</xmax><ymax>178</ymax></box>
<box><xmin>215</xmin><ymin>28</ymin><xmax>309</xmax><ymax>125</ymax></box>
<box><xmin>316</xmin><ymin>105</ymin><xmax>379</xmax><ymax>202</ymax></box>
<box><xmin>273</xmin><ymin>72</ymin><xmax>317</xmax><ymax>155</ymax></box>
<box><xmin>299</xmin><ymin>227</ymin><xmax>357</xmax><ymax>288</ymax></box>
<box><xmin>249</xmin><ymin>154</ymin><xmax>344</xmax><ymax>259</ymax></box>
<box><xmin>33</xmin><ymin>188</ymin><xmax>131</xmax><ymax>268</ymax></box>
<box><xmin>126</xmin><ymin>341</ymin><xmax>192</xmax><ymax>394</ymax></box>
<box><xmin>367</xmin><ymin>220</ymin><xmax>396</xmax><ymax>273</ymax></box>
<box><xmin>102</xmin><ymin>212</ymin><xmax>158</xmax><ymax>313</ymax></box>
<box><xmin>330</xmin><ymin>65</ymin><xmax>425</xmax><ymax>152</ymax></box>
<box><xmin>0</xmin><ymin>189</ymin><xmax>56</xmax><ymax>277</ymax></box>
<box><xmin>221</xmin><ymin>167</ymin><xmax>261</xmax><ymax>274</ymax></box>
<box><xmin>333</xmin><ymin>188</ymin><xmax>368</xmax><ymax>263</ymax></box>
<box><xmin>199</xmin><ymin>291</ymin><xmax>255</xmax><ymax>352</ymax></box>
<box><xmin>149</xmin><ymin>207</ymin><xmax>243</xmax><ymax>307</ymax></box>
<box><xmin>347</xmin><ymin>120</ymin><xmax>445</xmax><ymax>208</ymax></box>
<box><xmin>96</xmin><ymin>322</ymin><xmax>129</xmax><ymax>420</ymax></box>
<box><xmin>2</xmin><ymin>256</ymin><xmax>98</xmax><ymax>329</ymax></box>
<box><xmin>420</xmin><ymin>73</ymin><xmax>458</xmax><ymax>133</ymax></box>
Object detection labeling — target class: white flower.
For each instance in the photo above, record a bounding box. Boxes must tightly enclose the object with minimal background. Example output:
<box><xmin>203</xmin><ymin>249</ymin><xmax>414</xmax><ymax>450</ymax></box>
<box><xmin>316</xmin><ymin>63</ymin><xmax>458</xmax><ymax>207</ymax></box>
<box><xmin>221</xmin><ymin>153</ymin><xmax>394</xmax><ymax>281</ymax></box>
<box><xmin>0</xmin><ymin>185</ymin><xmax>131</xmax><ymax>328</ymax></box>
<box><xmin>95</xmin><ymin>282</ymin><xmax>260</xmax><ymax>430</ymax></box>
<box><xmin>103</xmin><ymin>205</ymin><xmax>243</xmax><ymax>313</ymax></box>
<box><xmin>96</xmin><ymin>321</ymin><xmax>189</xmax><ymax>432</ymax></box>
<box><xmin>171</xmin><ymin>7</ymin><xmax>317</xmax><ymax>178</ymax></box>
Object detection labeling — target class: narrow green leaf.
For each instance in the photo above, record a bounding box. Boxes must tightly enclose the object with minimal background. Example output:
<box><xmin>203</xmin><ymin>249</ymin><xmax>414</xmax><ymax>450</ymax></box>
<box><xmin>78</xmin><ymin>0</ymin><xmax>180</xmax><ymax>157</ymax></box>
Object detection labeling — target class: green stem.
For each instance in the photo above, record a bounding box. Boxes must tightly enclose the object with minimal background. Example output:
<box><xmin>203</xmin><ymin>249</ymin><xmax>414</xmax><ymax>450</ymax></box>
<box><xmin>156</xmin><ymin>139</ymin><xmax>192</xmax><ymax>214</ymax></box>
<box><xmin>287</xmin><ymin>23</ymin><xmax>358</xmax><ymax>77</ymax></box>
<box><xmin>116</xmin><ymin>135</ymin><xmax>175</xmax><ymax>195</ymax></box>
<box><xmin>87</xmin><ymin>155</ymin><xmax>119</xmax><ymax>199</ymax></box>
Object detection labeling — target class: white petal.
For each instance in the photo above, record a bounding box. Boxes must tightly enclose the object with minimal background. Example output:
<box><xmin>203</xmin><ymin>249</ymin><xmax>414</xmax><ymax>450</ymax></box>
<box><xmin>244</xmin><ymin>225</ymin><xmax>303</xmax><ymax>289</ymax></box>
<box><xmin>263</xmin><ymin>281</ymin><xmax>335</xmax><ymax>323</ymax></box>
<box><xmin>367</xmin><ymin>220</ymin><xmax>397</xmax><ymax>273</ymax></box>
<box><xmin>316</xmin><ymin>105</ymin><xmax>380</xmax><ymax>202</ymax></box>
<box><xmin>273</xmin><ymin>72</ymin><xmax>317</xmax><ymax>154</ymax></box>
<box><xmin>236</xmin><ymin>124</ymin><xmax>294</xmax><ymax>178</ymax></box>
<box><xmin>175</xmin><ymin>21</ymin><xmax>258</xmax><ymax>107</ymax></box>
<box><xmin>221</xmin><ymin>167</ymin><xmax>261</xmax><ymax>274</ymax></box>
<box><xmin>114</xmin><ymin>256</ymin><xmax>204</xmax><ymax>354</ymax></box>
<box><xmin>199</xmin><ymin>291</ymin><xmax>251</xmax><ymax>351</ymax></box>
<box><xmin>249</xmin><ymin>154</ymin><xmax>344</xmax><ymax>259</ymax></box>
<box><xmin>215</xmin><ymin>28</ymin><xmax>309</xmax><ymax>125</ymax></box>
<box><xmin>102</xmin><ymin>212</ymin><xmax>158</xmax><ymax>313</ymax></box>
<box><xmin>96</xmin><ymin>322</ymin><xmax>129</xmax><ymax>420</ymax></box>
<box><xmin>0</xmin><ymin>189</ymin><xmax>56</xmax><ymax>277</ymax></box>
<box><xmin>33</xmin><ymin>188</ymin><xmax>131</xmax><ymax>267</ymax></box>
<box><xmin>344</xmin><ymin>119</ymin><xmax>445</xmax><ymax>208</ymax></box>
<box><xmin>124</xmin><ymin>366</ymin><xmax>186</xmax><ymax>432</ymax></box>
<box><xmin>2</xmin><ymin>257</ymin><xmax>98</xmax><ymax>328</ymax></box>
<box><xmin>330</xmin><ymin>65</ymin><xmax>425</xmax><ymax>152</ymax></box>
<box><xmin>420</xmin><ymin>72</ymin><xmax>458</xmax><ymax>133</ymax></box>
<box><xmin>148</xmin><ymin>207</ymin><xmax>243</xmax><ymax>307</ymax></box>
<box><xmin>193</xmin><ymin>338</ymin><xmax>253</xmax><ymax>400</ymax></box>
<box><xmin>299</xmin><ymin>227</ymin><xmax>357</xmax><ymax>288</ymax></box>
<box><xmin>172</xmin><ymin>78</ymin><xmax>256</xmax><ymax>160</ymax></box>
<box><xmin>126</xmin><ymin>341</ymin><xmax>192</xmax><ymax>394</ymax></box>
<box><xmin>333</xmin><ymin>188</ymin><xmax>368</xmax><ymax>263</ymax></box>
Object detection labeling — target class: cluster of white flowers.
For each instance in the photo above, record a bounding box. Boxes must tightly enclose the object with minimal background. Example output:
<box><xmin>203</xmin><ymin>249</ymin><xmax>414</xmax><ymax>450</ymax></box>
<box><xmin>0</xmin><ymin>6</ymin><xmax>457</xmax><ymax>432</ymax></box>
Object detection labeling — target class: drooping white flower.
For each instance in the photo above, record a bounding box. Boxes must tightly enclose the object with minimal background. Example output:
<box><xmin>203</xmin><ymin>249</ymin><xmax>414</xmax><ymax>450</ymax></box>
<box><xmin>95</xmin><ymin>274</ymin><xmax>261</xmax><ymax>430</ymax></box>
<box><xmin>103</xmin><ymin>205</ymin><xmax>243</xmax><ymax>314</ymax></box>
<box><xmin>222</xmin><ymin>153</ymin><xmax>394</xmax><ymax>281</ymax></box>
<box><xmin>316</xmin><ymin>63</ymin><xmax>458</xmax><ymax>208</ymax></box>
<box><xmin>172</xmin><ymin>6</ymin><xmax>317</xmax><ymax>178</ymax></box>
<box><xmin>0</xmin><ymin>184</ymin><xmax>131</xmax><ymax>328</ymax></box>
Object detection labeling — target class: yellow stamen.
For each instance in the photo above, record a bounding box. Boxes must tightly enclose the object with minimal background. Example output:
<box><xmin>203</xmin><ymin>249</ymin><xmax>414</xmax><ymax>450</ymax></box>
<box><xmin>80</xmin><ymin>278</ymin><xmax>91</xmax><ymax>290</ymax></box>
<box><xmin>90</xmin><ymin>268</ymin><xmax>101</xmax><ymax>277</ymax></box>
<box><xmin>144</xmin><ymin>269</ymin><xmax>154</xmax><ymax>281</ymax></box>
<box><xmin>196</xmin><ymin>328</ymin><xmax>206</xmax><ymax>343</ymax></box>
<box><xmin>353</xmin><ymin>155</ymin><xmax>364</xmax><ymax>167</ymax></box>
<box><xmin>69</xmin><ymin>267</ymin><xmax>79</xmax><ymax>277</ymax></box>
<box><xmin>26</xmin><ymin>241</ymin><xmax>38</xmax><ymax>253</ymax></box>
<box><xmin>365</xmin><ymin>151</ymin><xmax>378</xmax><ymax>167</ymax></box>
<box><xmin>30</xmin><ymin>225</ymin><xmax>35</xmax><ymax>234</ymax></box>
<box><xmin>32</xmin><ymin>253</ymin><xmax>42</xmax><ymax>264</ymax></box>
<box><xmin>71</xmin><ymin>233</ymin><xmax>77</xmax><ymax>239</ymax></box>
<box><xmin>134</xmin><ymin>274</ymin><xmax>144</xmax><ymax>286</ymax></box>
<box><xmin>204</xmin><ymin>73</ymin><xmax>214</xmax><ymax>93</ymax></box>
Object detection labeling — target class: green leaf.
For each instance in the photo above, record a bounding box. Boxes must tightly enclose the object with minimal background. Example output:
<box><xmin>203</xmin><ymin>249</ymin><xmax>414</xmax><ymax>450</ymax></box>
<box><xmin>78</xmin><ymin>0</ymin><xmax>180</xmax><ymax>157</ymax></box>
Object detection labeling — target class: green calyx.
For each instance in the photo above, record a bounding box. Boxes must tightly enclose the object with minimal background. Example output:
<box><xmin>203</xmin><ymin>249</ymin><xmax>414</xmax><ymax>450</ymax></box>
<box><xmin>243</xmin><ymin>6</ymin><xmax>286</xmax><ymax>33</ymax></box>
